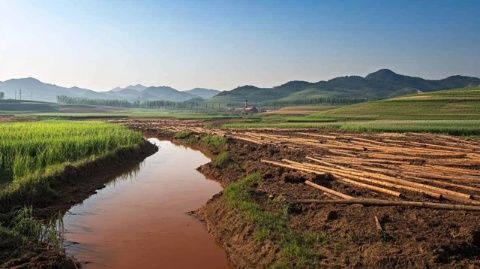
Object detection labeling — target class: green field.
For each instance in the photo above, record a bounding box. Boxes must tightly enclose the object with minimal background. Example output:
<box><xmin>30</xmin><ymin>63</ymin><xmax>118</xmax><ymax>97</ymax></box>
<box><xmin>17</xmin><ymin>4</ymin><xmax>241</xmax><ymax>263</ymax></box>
<box><xmin>33</xmin><ymin>109</ymin><xmax>240</xmax><ymax>120</ymax></box>
<box><xmin>3</xmin><ymin>87</ymin><xmax>480</xmax><ymax>135</ymax></box>
<box><xmin>0</xmin><ymin>121</ymin><xmax>143</xmax><ymax>200</ymax></box>
<box><xmin>0</xmin><ymin>100</ymin><xmax>59</xmax><ymax>114</ymax></box>
<box><xmin>315</xmin><ymin>86</ymin><xmax>480</xmax><ymax>120</ymax></box>
<box><xmin>223</xmin><ymin>87</ymin><xmax>480</xmax><ymax>135</ymax></box>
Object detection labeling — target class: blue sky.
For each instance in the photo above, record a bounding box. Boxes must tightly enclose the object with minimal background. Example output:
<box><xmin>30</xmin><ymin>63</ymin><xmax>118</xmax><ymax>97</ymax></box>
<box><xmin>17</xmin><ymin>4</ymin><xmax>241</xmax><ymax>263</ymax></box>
<box><xmin>0</xmin><ymin>0</ymin><xmax>479</xmax><ymax>91</ymax></box>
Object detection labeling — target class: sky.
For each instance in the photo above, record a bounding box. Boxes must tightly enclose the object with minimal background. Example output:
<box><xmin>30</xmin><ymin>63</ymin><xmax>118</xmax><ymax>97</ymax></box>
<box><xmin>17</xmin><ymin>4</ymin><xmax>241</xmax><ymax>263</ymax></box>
<box><xmin>0</xmin><ymin>0</ymin><xmax>479</xmax><ymax>91</ymax></box>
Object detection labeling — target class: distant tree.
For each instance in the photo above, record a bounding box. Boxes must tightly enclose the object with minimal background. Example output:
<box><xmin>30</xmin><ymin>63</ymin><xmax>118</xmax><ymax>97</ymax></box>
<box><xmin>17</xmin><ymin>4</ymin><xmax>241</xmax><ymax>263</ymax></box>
<box><xmin>0</xmin><ymin>92</ymin><xmax>4</xmax><ymax>100</ymax></box>
<box><xmin>57</xmin><ymin>95</ymin><xmax>133</xmax><ymax>107</ymax></box>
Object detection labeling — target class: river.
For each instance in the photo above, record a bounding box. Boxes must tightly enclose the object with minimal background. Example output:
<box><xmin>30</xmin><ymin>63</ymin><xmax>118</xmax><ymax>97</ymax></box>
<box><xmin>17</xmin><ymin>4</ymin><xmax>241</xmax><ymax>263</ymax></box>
<box><xmin>62</xmin><ymin>138</ymin><xmax>231</xmax><ymax>268</ymax></box>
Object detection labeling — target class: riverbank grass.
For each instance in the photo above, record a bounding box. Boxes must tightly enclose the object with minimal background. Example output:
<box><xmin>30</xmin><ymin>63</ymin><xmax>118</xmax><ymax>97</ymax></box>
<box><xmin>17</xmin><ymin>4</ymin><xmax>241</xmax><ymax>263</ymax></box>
<box><xmin>0</xmin><ymin>120</ymin><xmax>144</xmax><ymax>202</ymax></box>
<box><xmin>224</xmin><ymin>172</ymin><xmax>327</xmax><ymax>268</ymax></box>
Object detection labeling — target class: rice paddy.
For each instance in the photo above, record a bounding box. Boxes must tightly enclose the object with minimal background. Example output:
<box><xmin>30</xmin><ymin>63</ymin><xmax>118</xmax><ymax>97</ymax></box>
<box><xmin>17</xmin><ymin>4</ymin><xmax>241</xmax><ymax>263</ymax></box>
<box><xmin>0</xmin><ymin>120</ymin><xmax>144</xmax><ymax>199</ymax></box>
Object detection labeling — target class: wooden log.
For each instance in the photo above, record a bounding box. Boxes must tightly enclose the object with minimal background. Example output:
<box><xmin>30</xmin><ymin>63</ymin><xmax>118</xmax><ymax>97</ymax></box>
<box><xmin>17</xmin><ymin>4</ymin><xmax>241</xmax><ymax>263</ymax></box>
<box><xmin>305</xmin><ymin>157</ymin><xmax>472</xmax><ymax>200</ymax></box>
<box><xmin>323</xmin><ymin>156</ymin><xmax>409</xmax><ymax>165</ymax></box>
<box><xmin>292</xmin><ymin>198</ymin><xmax>480</xmax><ymax>211</ymax></box>
<box><xmin>327</xmin><ymin>149</ymin><xmax>357</xmax><ymax>157</ymax></box>
<box><xmin>352</xmin><ymin>165</ymin><xmax>480</xmax><ymax>193</ymax></box>
<box><xmin>305</xmin><ymin>180</ymin><xmax>353</xmax><ymax>200</ymax></box>
<box><xmin>289</xmin><ymin>160</ymin><xmax>439</xmax><ymax>199</ymax></box>
<box><xmin>260</xmin><ymin>159</ymin><xmax>327</xmax><ymax>176</ymax></box>
<box><xmin>399</xmin><ymin>162</ymin><xmax>480</xmax><ymax>175</ymax></box>
<box><xmin>412</xmin><ymin>164</ymin><xmax>480</xmax><ymax>178</ymax></box>
<box><xmin>353</xmin><ymin>160</ymin><xmax>480</xmax><ymax>184</ymax></box>
<box><xmin>366</xmin><ymin>152</ymin><xmax>428</xmax><ymax>161</ymax></box>
<box><xmin>297</xmin><ymin>132</ymin><xmax>337</xmax><ymax>140</ymax></box>
<box><xmin>231</xmin><ymin>136</ymin><xmax>264</xmax><ymax>145</ymax></box>
<box><xmin>264</xmin><ymin>159</ymin><xmax>403</xmax><ymax>198</ymax></box>
<box><xmin>338</xmin><ymin>177</ymin><xmax>403</xmax><ymax>198</ymax></box>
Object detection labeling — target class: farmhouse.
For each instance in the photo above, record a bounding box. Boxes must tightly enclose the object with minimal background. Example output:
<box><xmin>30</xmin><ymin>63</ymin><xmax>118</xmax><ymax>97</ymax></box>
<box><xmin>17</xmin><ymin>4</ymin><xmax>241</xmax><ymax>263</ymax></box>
<box><xmin>241</xmin><ymin>99</ymin><xmax>258</xmax><ymax>113</ymax></box>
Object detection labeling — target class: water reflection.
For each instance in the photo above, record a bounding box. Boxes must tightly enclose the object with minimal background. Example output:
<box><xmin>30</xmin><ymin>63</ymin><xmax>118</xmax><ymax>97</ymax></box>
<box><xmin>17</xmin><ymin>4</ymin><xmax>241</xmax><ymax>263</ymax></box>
<box><xmin>63</xmin><ymin>138</ymin><xmax>230</xmax><ymax>269</ymax></box>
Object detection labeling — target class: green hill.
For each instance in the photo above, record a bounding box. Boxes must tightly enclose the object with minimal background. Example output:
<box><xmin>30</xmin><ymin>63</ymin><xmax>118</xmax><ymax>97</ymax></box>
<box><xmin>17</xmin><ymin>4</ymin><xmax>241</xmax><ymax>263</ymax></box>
<box><xmin>223</xmin><ymin>86</ymin><xmax>480</xmax><ymax>135</ymax></box>
<box><xmin>316</xmin><ymin>86</ymin><xmax>480</xmax><ymax>120</ymax></box>
<box><xmin>210</xmin><ymin>69</ymin><xmax>480</xmax><ymax>106</ymax></box>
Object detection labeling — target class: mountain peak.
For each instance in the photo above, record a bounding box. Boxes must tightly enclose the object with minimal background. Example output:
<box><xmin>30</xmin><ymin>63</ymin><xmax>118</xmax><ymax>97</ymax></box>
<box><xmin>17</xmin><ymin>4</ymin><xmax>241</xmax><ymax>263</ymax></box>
<box><xmin>10</xmin><ymin>77</ymin><xmax>42</xmax><ymax>83</ymax></box>
<box><xmin>365</xmin><ymin>69</ymin><xmax>398</xmax><ymax>80</ymax></box>
<box><xmin>111</xmin><ymin>84</ymin><xmax>147</xmax><ymax>92</ymax></box>
<box><xmin>185</xmin><ymin>88</ymin><xmax>221</xmax><ymax>99</ymax></box>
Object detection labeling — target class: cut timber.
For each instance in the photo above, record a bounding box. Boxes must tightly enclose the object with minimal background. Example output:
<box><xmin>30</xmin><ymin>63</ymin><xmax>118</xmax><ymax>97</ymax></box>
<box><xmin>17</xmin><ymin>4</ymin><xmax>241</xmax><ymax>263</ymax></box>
<box><xmin>305</xmin><ymin>157</ymin><xmax>472</xmax><ymax>201</ymax></box>
<box><xmin>265</xmin><ymin>159</ymin><xmax>403</xmax><ymax>198</ymax></box>
<box><xmin>351</xmin><ymin>165</ymin><xmax>480</xmax><ymax>193</ymax></box>
<box><xmin>338</xmin><ymin>177</ymin><xmax>403</xmax><ymax>198</ymax></box>
<box><xmin>260</xmin><ymin>159</ymin><xmax>327</xmax><ymax>176</ymax></box>
<box><xmin>292</xmin><ymin>198</ymin><xmax>480</xmax><ymax>211</ymax></box>
<box><xmin>231</xmin><ymin>135</ymin><xmax>264</xmax><ymax>145</ymax></box>
<box><xmin>327</xmin><ymin>149</ymin><xmax>357</xmax><ymax>157</ymax></box>
<box><xmin>323</xmin><ymin>156</ymin><xmax>410</xmax><ymax>165</ymax></box>
<box><xmin>293</xmin><ymin>160</ymin><xmax>443</xmax><ymax>199</ymax></box>
<box><xmin>291</xmin><ymin>160</ymin><xmax>434</xmax><ymax>198</ymax></box>
<box><xmin>297</xmin><ymin>132</ymin><xmax>337</xmax><ymax>140</ymax></box>
<box><xmin>305</xmin><ymin>180</ymin><xmax>353</xmax><ymax>200</ymax></box>
<box><xmin>282</xmin><ymin>160</ymin><xmax>405</xmax><ymax>198</ymax></box>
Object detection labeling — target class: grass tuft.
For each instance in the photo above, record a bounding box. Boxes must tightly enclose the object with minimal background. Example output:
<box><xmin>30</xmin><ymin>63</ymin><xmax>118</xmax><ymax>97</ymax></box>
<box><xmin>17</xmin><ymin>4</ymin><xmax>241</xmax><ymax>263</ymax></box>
<box><xmin>3</xmin><ymin>207</ymin><xmax>64</xmax><ymax>251</ymax></box>
<box><xmin>212</xmin><ymin>151</ymin><xmax>231</xmax><ymax>167</ymax></box>
<box><xmin>173</xmin><ymin>131</ymin><xmax>193</xmax><ymax>139</ymax></box>
<box><xmin>200</xmin><ymin>135</ymin><xmax>228</xmax><ymax>153</ymax></box>
<box><xmin>224</xmin><ymin>172</ymin><xmax>326</xmax><ymax>268</ymax></box>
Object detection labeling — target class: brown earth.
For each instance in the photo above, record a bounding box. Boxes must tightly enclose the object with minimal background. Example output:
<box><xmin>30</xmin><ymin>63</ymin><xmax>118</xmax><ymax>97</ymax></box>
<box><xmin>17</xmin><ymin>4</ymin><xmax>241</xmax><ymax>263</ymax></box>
<box><xmin>0</xmin><ymin>140</ymin><xmax>158</xmax><ymax>269</ymax></box>
<box><xmin>122</xmin><ymin>118</ymin><xmax>480</xmax><ymax>269</ymax></box>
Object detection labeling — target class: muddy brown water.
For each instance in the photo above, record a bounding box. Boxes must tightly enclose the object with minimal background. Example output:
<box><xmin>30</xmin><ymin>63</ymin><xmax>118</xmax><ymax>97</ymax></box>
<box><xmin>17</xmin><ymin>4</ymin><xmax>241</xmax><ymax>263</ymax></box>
<box><xmin>63</xmin><ymin>138</ymin><xmax>231</xmax><ymax>268</ymax></box>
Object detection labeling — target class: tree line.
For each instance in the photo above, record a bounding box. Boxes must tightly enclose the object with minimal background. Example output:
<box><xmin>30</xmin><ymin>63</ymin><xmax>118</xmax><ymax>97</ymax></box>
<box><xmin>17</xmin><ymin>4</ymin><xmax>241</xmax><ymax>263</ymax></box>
<box><xmin>263</xmin><ymin>96</ymin><xmax>368</xmax><ymax>107</ymax></box>
<box><xmin>57</xmin><ymin>95</ymin><xmax>368</xmax><ymax>110</ymax></box>
<box><xmin>56</xmin><ymin>95</ymin><xmax>226</xmax><ymax>110</ymax></box>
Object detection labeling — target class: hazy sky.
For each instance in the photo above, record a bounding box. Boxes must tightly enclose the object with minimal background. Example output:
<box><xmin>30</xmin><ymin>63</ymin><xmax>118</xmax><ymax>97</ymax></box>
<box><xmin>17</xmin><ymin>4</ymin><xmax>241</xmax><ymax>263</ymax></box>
<box><xmin>1</xmin><ymin>0</ymin><xmax>479</xmax><ymax>91</ymax></box>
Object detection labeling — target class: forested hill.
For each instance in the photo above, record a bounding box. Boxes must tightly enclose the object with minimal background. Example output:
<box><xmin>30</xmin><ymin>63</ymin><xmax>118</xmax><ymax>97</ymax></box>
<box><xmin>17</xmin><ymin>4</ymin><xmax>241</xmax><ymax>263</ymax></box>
<box><xmin>209</xmin><ymin>69</ymin><xmax>480</xmax><ymax>106</ymax></box>
<box><xmin>1</xmin><ymin>69</ymin><xmax>478</xmax><ymax>106</ymax></box>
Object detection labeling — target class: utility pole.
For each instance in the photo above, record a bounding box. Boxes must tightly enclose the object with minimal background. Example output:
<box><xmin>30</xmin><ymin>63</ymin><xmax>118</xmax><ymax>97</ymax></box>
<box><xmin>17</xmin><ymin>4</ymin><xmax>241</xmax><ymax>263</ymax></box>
<box><xmin>15</xmin><ymin>90</ymin><xmax>17</xmax><ymax>100</ymax></box>
<box><xmin>19</xmin><ymin>90</ymin><xmax>22</xmax><ymax>100</ymax></box>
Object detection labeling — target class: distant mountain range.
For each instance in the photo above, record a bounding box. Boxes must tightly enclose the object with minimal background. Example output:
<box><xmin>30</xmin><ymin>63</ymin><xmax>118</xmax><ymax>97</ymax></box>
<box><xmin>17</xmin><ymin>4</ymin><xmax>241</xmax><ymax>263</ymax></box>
<box><xmin>0</xmin><ymin>78</ymin><xmax>220</xmax><ymax>103</ymax></box>
<box><xmin>0</xmin><ymin>69</ymin><xmax>479</xmax><ymax>105</ymax></box>
<box><xmin>210</xmin><ymin>69</ymin><xmax>480</xmax><ymax>105</ymax></box>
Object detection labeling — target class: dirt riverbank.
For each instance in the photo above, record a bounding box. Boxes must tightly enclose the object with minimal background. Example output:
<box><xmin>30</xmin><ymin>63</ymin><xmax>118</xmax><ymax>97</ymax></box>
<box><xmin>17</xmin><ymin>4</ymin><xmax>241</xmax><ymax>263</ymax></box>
<box><xmin>125</xmin><ymin>118</ymin><xmax>480</xmax><ymax>269</ymax></box>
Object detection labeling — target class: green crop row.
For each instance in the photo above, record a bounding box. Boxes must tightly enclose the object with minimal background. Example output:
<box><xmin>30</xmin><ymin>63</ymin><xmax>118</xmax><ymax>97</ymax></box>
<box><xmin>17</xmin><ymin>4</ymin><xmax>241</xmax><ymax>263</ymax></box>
<box><xmin>0</xmin><ymin>121</ymin><xmax>143</xmax><ymax>197</ymax></box>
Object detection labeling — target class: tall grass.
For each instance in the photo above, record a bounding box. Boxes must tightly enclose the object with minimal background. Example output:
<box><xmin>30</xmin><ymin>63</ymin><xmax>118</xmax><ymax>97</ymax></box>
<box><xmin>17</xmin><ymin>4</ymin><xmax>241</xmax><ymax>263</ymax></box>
<box><xmin>0</xmin><ymin>121</ymin><xmax>143</xmax><ymax>198</ymax></box>
<box><xmin>8</xmin><ymin>207</ymin><xmax>64</xmax><ymax>251</ymax></box>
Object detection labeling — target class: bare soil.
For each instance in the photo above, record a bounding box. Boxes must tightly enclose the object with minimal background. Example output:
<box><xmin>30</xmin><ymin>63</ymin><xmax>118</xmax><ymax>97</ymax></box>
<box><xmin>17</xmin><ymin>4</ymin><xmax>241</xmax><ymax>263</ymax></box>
<box><xmin>122</xmin><ymin>118</ymin><xmax>480</xmax><ymax>269</ymax></box>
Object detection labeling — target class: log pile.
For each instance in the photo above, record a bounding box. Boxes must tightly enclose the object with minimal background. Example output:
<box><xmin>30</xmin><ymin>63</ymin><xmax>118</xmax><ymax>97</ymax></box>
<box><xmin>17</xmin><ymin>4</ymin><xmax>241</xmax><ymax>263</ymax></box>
<box><xmin>249</xmin><ymin>130</ymin><xmax>480</xmax><ymax>211</ymax></box>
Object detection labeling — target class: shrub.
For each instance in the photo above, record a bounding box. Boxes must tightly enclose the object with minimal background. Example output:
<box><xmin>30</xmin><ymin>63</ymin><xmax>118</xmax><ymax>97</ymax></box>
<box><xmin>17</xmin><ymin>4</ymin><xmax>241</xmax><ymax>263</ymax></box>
<box><xmin>200</xmin><ymin>135</ymin><xmax>227</xmax><ymax>153</ymax></box>
<box><xmin>173</xmin><ymin>131</ymin><xmax>193</xmax><ymax>139</ymax></box>
<box><xmin>212</xmin><ymin>151</ymin><xmax>231</xmax><ymax>167</ymax></box>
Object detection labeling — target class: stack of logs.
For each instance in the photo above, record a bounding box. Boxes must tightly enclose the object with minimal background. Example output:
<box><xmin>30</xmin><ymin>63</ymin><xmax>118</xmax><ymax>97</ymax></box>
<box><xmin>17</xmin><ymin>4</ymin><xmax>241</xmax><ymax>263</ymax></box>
<box><xmin>231</xmin><ymin>131</ymin><xmax>480</xmax><ymax>211</ymax></box>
